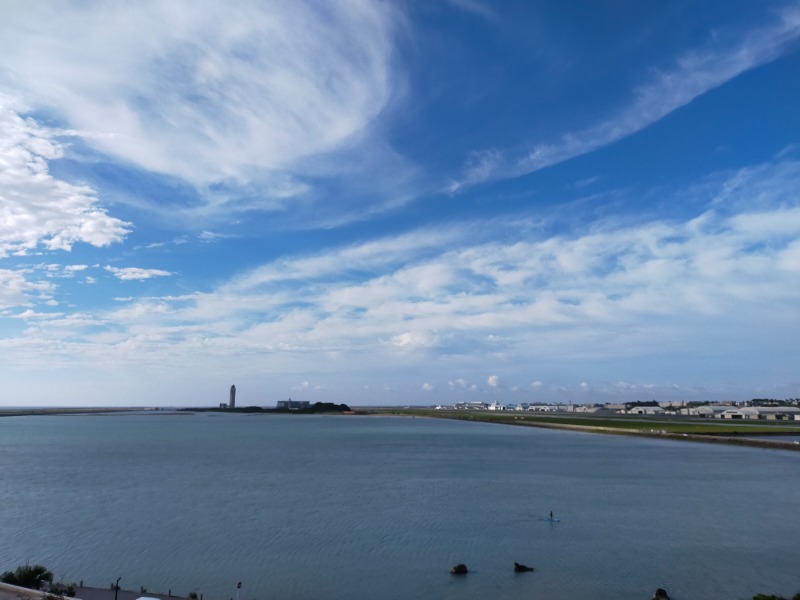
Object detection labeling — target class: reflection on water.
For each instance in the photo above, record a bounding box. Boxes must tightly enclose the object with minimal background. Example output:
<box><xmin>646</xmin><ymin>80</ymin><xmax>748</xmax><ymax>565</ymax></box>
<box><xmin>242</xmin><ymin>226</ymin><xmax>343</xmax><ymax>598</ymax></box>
<box><xmin>0</xmin><ymin>413</ymin><xmax>798</xmax><ymax>600</ymax></box>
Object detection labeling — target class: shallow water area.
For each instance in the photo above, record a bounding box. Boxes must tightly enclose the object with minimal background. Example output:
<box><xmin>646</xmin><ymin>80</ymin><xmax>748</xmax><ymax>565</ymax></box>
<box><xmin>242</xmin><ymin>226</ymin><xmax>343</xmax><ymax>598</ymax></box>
<box><xmin>741</xmin><ymin>434</ymin><xmax>800</xmax><ymax>443</ymax></box>
<box><xmin>1</xmin><ymin>413</ymin><xmax>798</xmax><ymax>600</ymax></box>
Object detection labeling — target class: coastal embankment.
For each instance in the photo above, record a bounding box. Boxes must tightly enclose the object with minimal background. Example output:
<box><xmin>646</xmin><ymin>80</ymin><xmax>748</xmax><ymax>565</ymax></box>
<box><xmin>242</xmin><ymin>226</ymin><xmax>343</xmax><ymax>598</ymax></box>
<box><xmin>0</xmin><ymin>582</ymin><xmax>48</xmax><ymax>600</ymax></box>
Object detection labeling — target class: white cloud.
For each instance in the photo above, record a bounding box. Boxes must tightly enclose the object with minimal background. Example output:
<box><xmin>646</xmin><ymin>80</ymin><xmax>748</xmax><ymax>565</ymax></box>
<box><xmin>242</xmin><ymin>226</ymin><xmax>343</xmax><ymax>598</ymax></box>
<box><xmin>105</xmin><ymin>267</ymin><xmax>173</xmax><ymax>281</ymax></box>
<box><xmin>0</xmin><ymin>269</ymin><xmax>54</xmax><ymax>309</ymax></box>
<box><xmin>3</xmin><ymin>157</ymin><xmax>798</xmax><ymax>402</ymax></box>
<box><xmin>199</xmin><ymin>231</ymin><xmax>231</xmax><ymax>242</ymax></box>
<box><xmin>292</xmin><ymin>381</ymin><xmax>320</xmax><ymax>391</ymax></box>
<box><xmin>81</xmin><ymin>157</ymin><xmax>797</xmax><ymax>373</ymax></box>
<box><xmin>445</xmin><ymin>0</ymin><xmax>494</xmax><ymax>19</ymax></box>
<box><xmin>0</xmin><ymin>96</ymin><xmax>130</xmax><ymax>257</ymax></box>
<box><xmin>130</xmin><ymin>182</ymin><xmax>798</xmax><ymax>361</ymax></box>
<box><xmin>448</xmin><ymin>378</ymin><xmax>472</xmax><ymax>390</ymax></box>
<box><xmin>226</xmin><ymin>226</ymin><xmax>466</xmax><ymax>292</ymax></box>
<box><xmin>12</xmin><ymin>309</ymin><xmax>64</xmax><ymax>320</ymax></box>
<box><xmin>447</xmin><ymin>378</ymin><xmax>480</xmax><ymax>392</ymax></box>
<box><xmin>449</xmin><ymin>8</ymin><xmax>800</xmax><ymax>190</ymax></box>
<box><xmin>0</xmin><ymin>2</ymin><xmax>396</xmax><ymax>190</ymax></box>
<box><xmin>421</xmin><ymin>383</ymin><xmax>434</xmax><ymax>391</ymax></box>
<box><xmin>391</xmin><ymin>331</ymin><xmax>438</xmax><ymax>349</ymax></box>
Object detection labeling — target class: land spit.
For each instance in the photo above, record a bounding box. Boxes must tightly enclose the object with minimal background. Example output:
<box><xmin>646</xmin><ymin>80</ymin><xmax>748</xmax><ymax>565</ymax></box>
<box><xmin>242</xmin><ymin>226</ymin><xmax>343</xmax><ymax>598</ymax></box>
<box><xmin>379</xmin><ymin>410</ymin><xmax>800</xmax><ymax>452</ymax></box>
<box><xmin>2</xmin><ymin>406</ymin><xmax>798</xmax><ymax>452</ymax></box>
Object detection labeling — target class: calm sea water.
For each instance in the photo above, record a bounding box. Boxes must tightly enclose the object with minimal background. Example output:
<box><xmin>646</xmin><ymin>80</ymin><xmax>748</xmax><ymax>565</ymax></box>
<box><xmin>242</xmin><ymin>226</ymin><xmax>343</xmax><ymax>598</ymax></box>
<box><xmin>1</xmin><ymin>413</ymin><xmax>798</xmax><ymax>600</ymax></box>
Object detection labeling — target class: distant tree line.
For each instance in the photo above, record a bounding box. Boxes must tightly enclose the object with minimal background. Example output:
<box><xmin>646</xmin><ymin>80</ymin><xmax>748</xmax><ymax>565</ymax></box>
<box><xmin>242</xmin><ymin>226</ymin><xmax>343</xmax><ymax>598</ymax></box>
<box><xmin>184</xmin><ymin>402</ymin><xmax>351</xmax><ymax>414</ymax></box>
<box><xmin>245</xmin><ymin>401</ymin><xmax>350</xmax><ymax>413</ymax></box>
<box><xmin>748</xmin><ymin>398</ymin><xmax>799</xmax><ymax>407</ymax></box>
<box><xmin>283</xmin><ymin>402</ymin><xmax>351</xmax><ymax>413</ymax></box>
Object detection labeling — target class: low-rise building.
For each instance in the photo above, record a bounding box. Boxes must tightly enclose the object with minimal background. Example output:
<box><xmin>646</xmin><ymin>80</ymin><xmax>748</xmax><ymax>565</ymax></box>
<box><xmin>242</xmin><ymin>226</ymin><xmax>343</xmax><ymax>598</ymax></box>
<box><xmin>659</xmin><ymin>401</ymin><xmax>686</xmax><ymax>409</ymax></box>
<box><xmin>575</xmin><ymin>405</ymin><xmax>612</xmax><ymax>414</ymax></box>
<box><xmin>454</xmin><ymin>401</ymin><xmax>488</xmax><ymax>410</ymax></box>
<box><xmin>627</xmin><ymin>406</ymin><xmax>665</xmax><ymax>415</ymax></box>
<box><xmin>716</xmin><ymin>406</ymin><xmax>800</xmax><ymax>420</ymax></box>
<box><xmin>680</xmin><ymin>405</ymin><xmax>732</xmax><ymax>417</ymax></box>
<box><xmin>750</xmin><ymin>406</ymin><xmax>800</xmax><ymax>420</ymax></box>
<box><xmin>719</xmin><ymin>407</ymin><xmax>759</xmax><ymax>419</ymax></box>
<box><xmin>527</xmin><ymin>404</ymin><xmax>558</xmax><ymax>412</ymax></box>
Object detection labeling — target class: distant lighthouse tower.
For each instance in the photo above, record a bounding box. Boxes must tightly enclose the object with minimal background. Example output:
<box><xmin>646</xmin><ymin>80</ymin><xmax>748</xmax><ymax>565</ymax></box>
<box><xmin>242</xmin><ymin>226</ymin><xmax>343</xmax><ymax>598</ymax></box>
<box><xmin>229</xmin><ymin>384</ymin><xmax>236</xmax><ymax>409</ymax></box>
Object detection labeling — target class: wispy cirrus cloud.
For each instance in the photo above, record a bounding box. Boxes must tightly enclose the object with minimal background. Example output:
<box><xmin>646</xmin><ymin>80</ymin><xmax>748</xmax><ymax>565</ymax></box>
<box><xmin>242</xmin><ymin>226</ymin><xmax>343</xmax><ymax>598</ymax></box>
<box><xmin>448</xmin><ymin>7</ymin><xmax>800</xmax><ymax>191</ymax></box>
<box><xmin>444</xmin><ymin>0</ymin><xmax>494</xmax><ymax>20</ymax></box>
<box><xmin>0</xmin><ymin>1</ymin><xmax>398</xmax><ymax>201</ymax></box>
<box><xmin>5</xmin><ymin>156</ymin><xmax>796</xmax><ymax>402</ymax></box>
<box><xmin>1</xmin><ymin>3</ymin><xmax>797</xmax><ymax>408</ymax></box>
<box><xmin>224</xmin><ymin>226</ymin><xmax>469</xmax><ymax>292</ymax></box>
<box><xmin>105</xmin><ymin>266</ymin><xmax>173</xmax><ymax>281</ymax></box>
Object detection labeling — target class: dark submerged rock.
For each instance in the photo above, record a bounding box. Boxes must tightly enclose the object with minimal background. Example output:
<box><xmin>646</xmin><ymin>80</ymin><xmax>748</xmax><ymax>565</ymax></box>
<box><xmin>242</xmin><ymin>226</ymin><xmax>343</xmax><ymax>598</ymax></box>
<box><xmin>652</xmin><ymin>588</ymin><xmax>670</xmax><ymax>600</ymax></box>
<box><xmin>514</xmin><ymin>562</ymin><xmax>534</xmax><ymax>572</ymax></box>
<box><xmin>449</xmin><ymin>564</ymin><xmax>468</xmax><ymax>575</ymax></box>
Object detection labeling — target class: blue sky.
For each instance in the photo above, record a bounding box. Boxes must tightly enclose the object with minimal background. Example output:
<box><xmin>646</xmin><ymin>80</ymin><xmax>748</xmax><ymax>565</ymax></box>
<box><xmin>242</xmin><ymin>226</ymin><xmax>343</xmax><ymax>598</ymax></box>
<box><xmin>1</xmin><ymin>1</ymin><xmax>799</xmax><ymax>407</ymax></box>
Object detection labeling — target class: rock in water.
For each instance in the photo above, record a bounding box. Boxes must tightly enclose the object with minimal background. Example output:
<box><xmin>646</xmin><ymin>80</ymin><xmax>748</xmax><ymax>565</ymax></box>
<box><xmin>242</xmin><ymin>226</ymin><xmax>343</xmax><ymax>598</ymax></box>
<box><xmin>449</xmin><ymin>564</ymin><xmax>468</xmax><ymax>575</ymax></box>
<box><xmin>652</xmin><ymin>588</ymin><xmax>670</xmax><ymax>600</ymax></box>
<box><xmin>514</xmin><ymin>562</ymin><xmax>534</xmax><ymax>572</ymax></box>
